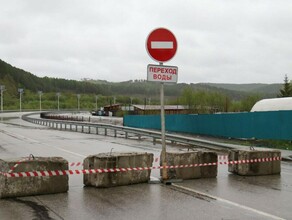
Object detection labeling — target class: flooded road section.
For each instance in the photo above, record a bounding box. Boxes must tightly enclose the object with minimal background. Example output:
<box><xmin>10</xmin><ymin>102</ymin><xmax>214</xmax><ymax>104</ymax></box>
<box><xmin>0</xmin><ymin>113</ymin><xmax>291</xmax><ymax>220</ymax></box>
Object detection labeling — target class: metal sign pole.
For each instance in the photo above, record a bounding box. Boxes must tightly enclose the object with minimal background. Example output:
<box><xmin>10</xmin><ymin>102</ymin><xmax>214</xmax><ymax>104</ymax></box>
<box><xmin>146</xmin><ymin>28</ymin><xmax>178</xmax><ymax>181</ymax></box>
<box><xmin>160</xmin><ymin>62</ymin><xmax>167</xmax><ymax>180</ymax></box>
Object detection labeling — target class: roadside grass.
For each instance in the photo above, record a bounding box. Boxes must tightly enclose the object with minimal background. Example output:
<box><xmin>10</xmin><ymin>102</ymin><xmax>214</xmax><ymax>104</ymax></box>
<box><xmin>225</xmin><ymin>138</ymin><xmax>292</xmax><ymax>151</ymax></box>
<box><xmin>253</xmin><ymin>140</ymin><xmax>292</xmax><ymax>151</ymax></box>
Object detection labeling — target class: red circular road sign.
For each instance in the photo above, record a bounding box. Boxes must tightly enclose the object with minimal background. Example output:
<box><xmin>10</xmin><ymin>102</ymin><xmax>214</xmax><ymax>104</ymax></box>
<box><xmin>146</xmin><ymin>28</ymin><xmax>177</xmax><ymax>63</ymax></box>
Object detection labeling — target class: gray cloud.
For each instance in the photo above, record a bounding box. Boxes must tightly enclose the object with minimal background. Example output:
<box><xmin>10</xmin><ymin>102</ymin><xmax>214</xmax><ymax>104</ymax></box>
<box><xmin>0</xmin><ymin>0</ymin><xmax>291</xmax><ymax>83</ymax></box>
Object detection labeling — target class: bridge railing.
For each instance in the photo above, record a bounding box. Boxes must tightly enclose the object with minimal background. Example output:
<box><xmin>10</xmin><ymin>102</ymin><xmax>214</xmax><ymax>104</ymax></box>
<box><xmin>22</xmin><ymin>112</ymin><xmax>235</xmax><ymax>150</ymax></box>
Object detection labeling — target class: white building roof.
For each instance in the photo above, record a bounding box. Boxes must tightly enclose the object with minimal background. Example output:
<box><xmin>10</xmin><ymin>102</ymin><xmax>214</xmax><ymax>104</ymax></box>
<box><xmin>251</xmin><ymin>97</ymin><xmax>292</xmax><ymax>112</ymax></box>
<box><xmin>133</xmin><ymin>105</ymin><xmax>186</xmax><ymax>110</ymax></box>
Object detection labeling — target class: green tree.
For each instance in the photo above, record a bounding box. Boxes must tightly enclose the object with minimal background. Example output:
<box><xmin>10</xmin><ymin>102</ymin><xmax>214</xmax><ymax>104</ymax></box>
<box><xmin>241</xmin><ymin>94</ymin><xmax>261</xmax><ymax>112</ymax></box>
<box><xmin>278</xmin><ymin>74</ymin><xmax>292</xmax><ymax>97</ymax></box>
<box><xmin>181</xmin><ymin>87</ymin><xmax>195</xmax><ymax>110</ymax></box>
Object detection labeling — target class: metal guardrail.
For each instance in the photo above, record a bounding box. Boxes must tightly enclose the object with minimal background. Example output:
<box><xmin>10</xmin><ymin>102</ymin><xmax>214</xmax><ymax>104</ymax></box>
<box><xmin>22</xmin><ymin>112</ymin><xmax>236</xmax><ymax>150</ymax></box>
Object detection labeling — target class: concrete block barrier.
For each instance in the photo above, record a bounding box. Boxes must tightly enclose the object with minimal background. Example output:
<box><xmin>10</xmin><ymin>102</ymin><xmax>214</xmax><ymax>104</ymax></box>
<box><xmin>228</xmin><ymin>149</ymin><xmax>281</xmax><ymax>176</ymax></box>
<box><xmin>162</xmin><ymin>151</ymin><xmax>218</xmax><ymax>180</ymax></box>
<box><xmin>0</xmin><ymin>157</ymin><xmax>69</xmax><ymax>198</ymax></box>
<box><xmin>83</xmin><ymin>152</ymin><xmax>153</xmax><ymax>187</ymax></box>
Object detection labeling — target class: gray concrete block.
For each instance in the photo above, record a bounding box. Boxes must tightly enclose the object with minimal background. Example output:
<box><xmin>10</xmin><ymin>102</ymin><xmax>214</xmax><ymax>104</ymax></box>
<box><xmin>228</xmin><ymin>149</ymin><xmax>281</xmax><ymax>176</ymax></box>
<box><xmin>0</xmin><ymin>157</ymin><xmax>69</xmax><ymax>198</ymax></box>
<box><xmin>200</xmin><ymin>151</ymin><xmax>218</xmax><ymax>178</ymax></box>
<box><xmin>83</xmin><ymin>152</ymin><xmax>153</xmax><ymax>187</ymax></box>
<box><xmin>162</xmin><ymin>151</ymin><xmax>218</xmax><ymax>180</ymax></box>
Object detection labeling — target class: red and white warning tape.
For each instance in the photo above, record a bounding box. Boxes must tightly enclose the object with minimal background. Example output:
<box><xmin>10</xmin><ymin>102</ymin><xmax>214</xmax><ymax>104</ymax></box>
<box><xmin>8</xmin><ymin>160</ymin><xmax>25</xmax><ymax>173</ymax></box>
<box><xmin>8</xmin><ymin>156</ymin><xmax>35</xmax><ymax>173</ymax></box>
<box><xmin>0</xmin><ymin>156</ymin><xmax>281</xmax><ymax>178</ymax></box>
<box><xmin>8</xmin><ymin>156</ymin><xmax>225</xmax><ymax>172</ymax></box>
<box><xmin>68</xmin><ymin>158</ymin><xmax>161</xmax><ymax>167</ymax></box>
<box><xmin>69</xmin><ymin>162</ymin><xmax>83</xmax><ymax>167</ymax></box>
<box><xmin>8</xmin><ymin>156</ymin><xmax>187</xmax><ymax>171</ymax></box>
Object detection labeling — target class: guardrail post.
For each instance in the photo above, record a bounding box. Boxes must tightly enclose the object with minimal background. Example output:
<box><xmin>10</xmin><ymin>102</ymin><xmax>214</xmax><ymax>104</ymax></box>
<box><xmin>82</xmin><ymin>126</ymin><xmax>84</xmax><ymax>133</ymax></box>
<box><xmin>75</xmin><ymin>125</ymin><xmax>78</xmax><ymax>132</ymax></box>
<box><xmin>105</xmin><ymin>128</ymin><xmax>107</xmax><ymax>136</ymax></box>
<box><xmin>96</xmin><ymin>127</ymin><xmax>99</xmax><ymax>135</ymax></box>
<box><xmin>88</xmin><ymin>126</ymin><xmax>91</xmax><ymax>134</ymax></box>
<box><xmin>153</xmin><ymin>138</ymin><xmax>156</xmax><ymax>145</ymax></box>
<box><xmin>114</xmin><ymin>129</ymin><xmax>117</xmax><ymax>137</ymax></box>
<box><xmin>125</xmin><ymin>132</ymin><xmax>128</xmax><ymax>139</ymax></box>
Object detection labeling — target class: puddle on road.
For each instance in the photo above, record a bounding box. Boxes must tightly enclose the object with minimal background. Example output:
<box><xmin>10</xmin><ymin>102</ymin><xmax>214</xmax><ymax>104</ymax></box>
<box><xmin>0</xmin><ymin>117</ymin><xmax>19</xmax><ymax>122</ymax></box>
<box><xmin>0</xmin><ymin>144</ymin><xmax>7</xmax><ymax>152</ymax></box>
<box><xmin>7</xmin><ymin>198</ymin><xmax>54</xmax><ymax>220</ymax></box>
<box><xmin>163</xmin><ymin>184</ymin><xmax>215</xmax><ymax>202</ymax></box>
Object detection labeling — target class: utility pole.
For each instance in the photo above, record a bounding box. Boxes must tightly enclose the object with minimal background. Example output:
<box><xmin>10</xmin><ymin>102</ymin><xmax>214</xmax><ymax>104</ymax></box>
<box><xmin>0</xmin><ymin>85</ymin><xmax>5</xmax><ymax>112</ymax></box>
<box><xmin>95</xmin><ymin>95</ymin><xmax>99</xmax><ymax>111</ymax></box>
<box><xmin>56</xmin><ymin>92</ymin><xmax>61</xmax><ymax>111</ymax></box>
<box><xmin>38</xmin><ymin>91</ymin><xmax>43</xmax><ymax>111</ymax></box>
<box><xmin>77</xmin><ymin>94</ymin><xmax>81</xmax><ymax>111</ymax></box>
<box><xmin>18</xmin><ymin>88</ymin><xmax>24</xmax><ymax>112</ymax></box>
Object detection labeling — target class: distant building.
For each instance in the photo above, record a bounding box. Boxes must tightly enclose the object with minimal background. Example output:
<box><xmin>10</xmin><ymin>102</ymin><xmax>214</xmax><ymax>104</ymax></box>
<box><xmin>132</xmin><ymin>105</ymin><xmax>188</xmax><ymax>115</ymax></box>
<box><xmin>99</xmin><ymin>104</ymin><xmax>188</xmax><ymax>116</ymax></box>
<box><xmin>251</xmin><ymin>97</ymin><xmax>292</xmax><ymax>112</ymax></box>
<box><xmin>103</xmin><ymin>104</ymin><xmax>121</xmax><ymax>116</ymax></box>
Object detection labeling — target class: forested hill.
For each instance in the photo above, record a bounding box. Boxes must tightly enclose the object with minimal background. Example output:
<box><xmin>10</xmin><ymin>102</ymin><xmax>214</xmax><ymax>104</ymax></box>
<box><xmin>0</xmin><ymin>59</ymin><xmax>280</xmax><ymax>99</ymax></box>
<box><xmin>0</xmin><ymin>59</ymin><xmax>103</xmax><ymax>95</ymax></box>
<box><xmin>201</xmin><ymin>83</ymin><xmax>282</xmax><ymax>96</ymax></box>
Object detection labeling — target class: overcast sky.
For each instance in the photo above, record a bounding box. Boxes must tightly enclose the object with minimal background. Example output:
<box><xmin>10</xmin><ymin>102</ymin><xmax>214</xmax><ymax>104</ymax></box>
<box><xmin>0</xmin><ymin>0</ymin><xmax>292</xmax><ymax>84</ymax></box>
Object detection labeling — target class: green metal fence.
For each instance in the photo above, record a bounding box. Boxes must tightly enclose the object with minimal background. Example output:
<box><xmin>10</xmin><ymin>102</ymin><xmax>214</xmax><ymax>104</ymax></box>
<box><xmin>123</xmin><ymin>110</ymin><xmax>292</xmax><ymax>140</ymax></box>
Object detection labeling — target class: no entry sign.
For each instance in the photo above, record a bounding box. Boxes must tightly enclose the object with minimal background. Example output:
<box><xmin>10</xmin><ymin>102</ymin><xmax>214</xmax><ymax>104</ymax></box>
<box><xmin>146</xmin><ymin>28</ymin><xmax>177</xmax><ymax>63</ymax></box>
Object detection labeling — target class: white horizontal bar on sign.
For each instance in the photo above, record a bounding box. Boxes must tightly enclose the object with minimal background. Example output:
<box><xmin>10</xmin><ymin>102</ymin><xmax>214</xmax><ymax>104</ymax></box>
<box><xmin>151</xmin><ymin>41</ymin><xmax>173</xmax><ymax>49</ymax></box>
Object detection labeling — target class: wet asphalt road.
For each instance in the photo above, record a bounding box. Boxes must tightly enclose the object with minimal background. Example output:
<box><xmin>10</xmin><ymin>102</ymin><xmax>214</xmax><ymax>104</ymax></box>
<box><xmin>0</xmin><ymin>112</ymin><xmax>292</xmax><ymax>220</ymax></box>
